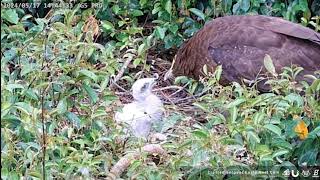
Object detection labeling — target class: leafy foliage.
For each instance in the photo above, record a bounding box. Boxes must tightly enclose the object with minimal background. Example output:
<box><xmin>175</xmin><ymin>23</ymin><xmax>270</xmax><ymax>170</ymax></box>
<box><xmin>1</xmin><ymin>0</ymin><xmax>320</xmax><ymax>179</ymax></box>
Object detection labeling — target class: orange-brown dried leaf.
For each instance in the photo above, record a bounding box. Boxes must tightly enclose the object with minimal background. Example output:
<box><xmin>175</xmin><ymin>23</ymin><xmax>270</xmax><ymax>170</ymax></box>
<box><xmin>71</xmin><ymin>15</ymin><xmax>81</xmax><ymax>26</ymax></box>
<box><xmin>83</xmin><ymin>16</ymin><xmax>100</xmax><ymax>37</ymax></box>
<box><xmin>304</xmin><ymin>106</ymin><xmax>313</xmax><ymax>118</ymax></box>
<box><xmin>244</xmin><ymin>117</ymin><xmax>252</xmax><ymax>124</ymax></box>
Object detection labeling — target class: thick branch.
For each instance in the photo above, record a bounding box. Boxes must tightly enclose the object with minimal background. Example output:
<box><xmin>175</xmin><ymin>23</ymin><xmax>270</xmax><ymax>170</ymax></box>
<box><xmin>106</xmin><ymin>144</ymin><xmax>166</xmax><ymax>180</ymax></box>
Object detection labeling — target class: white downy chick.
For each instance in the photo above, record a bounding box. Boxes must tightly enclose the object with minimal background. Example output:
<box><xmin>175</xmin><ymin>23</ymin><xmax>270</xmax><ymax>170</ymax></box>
<box><xmin>115</xmin><ymin>75</ymin><xmax>163</xmax><ymax>138</ymax></box>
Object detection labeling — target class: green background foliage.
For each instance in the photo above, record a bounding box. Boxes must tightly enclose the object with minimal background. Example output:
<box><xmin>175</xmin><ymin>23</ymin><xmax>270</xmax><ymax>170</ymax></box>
<box><xmin>1</xmin><ymin>0</ymin><xmax>320</xmax><ymax>179</ymax></box>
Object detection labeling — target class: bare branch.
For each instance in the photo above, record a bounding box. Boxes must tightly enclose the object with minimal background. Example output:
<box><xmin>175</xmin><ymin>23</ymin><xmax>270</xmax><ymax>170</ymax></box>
<box><xmin>106</xmin><ymin>144</ymin><xmax>166</xmax><ymax>180</ymax></box>
<box><xmin>110</xmin><ymin>57</ymin><xmax>134</xmax><ymax>90</ymax></box>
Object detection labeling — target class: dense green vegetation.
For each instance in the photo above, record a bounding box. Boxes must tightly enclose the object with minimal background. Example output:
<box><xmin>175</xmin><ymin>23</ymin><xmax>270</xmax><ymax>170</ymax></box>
<box><xmin>1</xmin><ymin>0</ymin><xmax>320</xmax><ymax>179</ymax></box>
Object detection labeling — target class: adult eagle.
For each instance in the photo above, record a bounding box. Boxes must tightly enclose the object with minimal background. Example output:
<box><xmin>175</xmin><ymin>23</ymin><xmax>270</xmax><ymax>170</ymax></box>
<box><xmin>164</xmin><ymin>15</ymin><xmax>320</xmax><ymax>91</ymax></box>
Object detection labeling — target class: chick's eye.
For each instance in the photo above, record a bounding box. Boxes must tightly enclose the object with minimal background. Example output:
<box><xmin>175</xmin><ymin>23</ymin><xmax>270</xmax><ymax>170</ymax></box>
<box><xmin>140</xmin><ymin>83</ymin><xmax>149</xmax><ymax>92</ymax></box>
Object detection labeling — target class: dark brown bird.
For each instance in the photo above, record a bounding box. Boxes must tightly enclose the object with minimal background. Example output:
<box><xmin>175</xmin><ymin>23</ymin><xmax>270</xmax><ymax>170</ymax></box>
<box><xmin>164</xmin><ymin>15</ymin><xmax>320</xmax><ymax>91</ymax></box>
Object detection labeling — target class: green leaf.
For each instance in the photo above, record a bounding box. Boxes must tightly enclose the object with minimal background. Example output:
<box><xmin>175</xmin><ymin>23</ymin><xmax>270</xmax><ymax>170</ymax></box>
<box><xmin>14</xmin><ymin>102</ymin><xmax>33</xmax><ymax>115</ymax></box>
<box><xmin>116</xmin><ymin>32</ymin><xmax>129</xmax><ymax>42</ymax></box>
<box><xmin>232</xmin><ymin>1</ymin><xmax>241</xmax><ymax>14</ymax></box>
<box><xmin>91</xmin><ymin>111</ymin><xmax>108</xmax><ymax>119</ymax></box>
<box><xmin>285</xmin><ymin>93</ymin><xmax>304</xmax><ymax>107</ymax></box>
<box><xmin>57</xmin><ymin>99</ymin><xmax>67</xmax><ymax>114</ymax></box>
<box><xmin>271</xmin><ymin>138</ymin><xmax>293</xmax><ymax>150</ymax></box>
<box><xmin>161</xmin><ymin>113</ymin><xmax>182</xmax><ymax>132</ymax></box>
<box><xmin>208</xmin><ymin>114</ymin><xmax>226</xmax><ymax>127</ymax></box>
<box><xmin>193</xmin><ymin>102</ymin><xmax>209</xmax><ymax>112</ymax></box>
<box><xmin>247</xmin><ymin>131</ymin><xmax>261</xmax><ymax>143</ymax></box>
<box><xmin>107</xmin><ymin>66</ymin><xmax>115</xmax><ymax>75</ymax></box>
<box><xmin>6</xmin><ymin>84</ymin><xmax>24</xmax><ymax>92</ymax></box>
<box><xmin>118</xmin><ymin>20</ymin><xmax>125</xmax><ymax>27</ymax></box>
<box><xmin>264</xmin><ymin>124</ymin><xmax>282</xmax><ymax>136</ymax></box>
<box><xmin>272</xmin><ymin>149</ymin><xmax>289</xmax><ymax>158</ymax></box>
<box><xmin>264</xmin><ymin>54</ymin><xmax>278</xmax><ymax>76</ymax></box>
<box><xmin>78</xmin><ymin>69</ymin><xmax>97</xmax><ymax>82</ymax></box>
<box><xmin>112</xmin><ymin>5</ymin><xmax>120</xmax><ymax>14</ymax></box>
<box><xmin>155</xmin><ymin>26</ymin><xmax>167</xmax><ymax>40</ymax></box>
<box><xmin>133</xmin><ymin>58</ymin><xmax>143</xmax><ymax>67</ymax></box>
<box><xmin>152</xmin><ymin>3</ymin><xmax>161</xmax><ymax>14</ymax></box>
<box><xmin>2</xmin><ymin>48</ymin><xmax>17</xmax><ymax>63</ymax></box>
<box><xmin>191</xmin><ymin>150</ymin><xmax>208</xmax><ymax>167</ymax></box>
<box><xmin>66</xmin><ymin>112</ymin><xmax>81</xmax><ymax>128</ymax></box>
<box><xmin>221</xmin><ymin>0</ymin><xmax>233</xmax><ymax>13</ymax></box>
<box><xmin>53</xmin><ymin>22</ymin><xmax>66</xmax><ymax>30</ymax></box>
<box><xmin>298</xmin><ymin>149</ymin><xmax>318</xmax><ymax>166</ymax></box>
<box><xmin>140</xmin><ymin>0</ymin><xmax>148</xmax><ymax>7</ymax></box>
<box><xmin>2</xmin><ymin>9</ymin><xmax>19</xmax><ymax>24</ymax></box>
<box><xmin>99</xmin><ymin>76</ymin><xmax>110</xmax><ymax>92</ymax></box>
<box><xmin>68</xmin><ymin>128</ymin><xmax>74</xmax><ymax>139</ymax></box>
<box><xmin>226</xmin><ymin>98</ymin><xmax>246</xmax><ymax>108</ymax></box>
<box><xmin>240</xmin><ymin>0</ymin><xmax>250</xmax><ymax>12</ymax></box>
<box><xmin>26</xmin><ymin>142</ymin><xmax>41</xmax><ymax>150</ymax></box>
<box><xmin>24</xmin><ymin>89</ymin><xmax>39</xmax><ymax>101</ymax></box>
<box><xmin>215</xmin><ymin>65</ymin><xmax>222</xmax><ymax>81</ymax></box>
<box><xmin>21</xmin><ymin>14</ymin><xmax>33</xmax><ymax>21</ymax></box>
<box><xmin>252</xmin><ymin>112</ymin><xmax>266</xmax><ymax>125</ymax></box>
<box><xmin>138</xmin><ymin>43</ymin><xmax>146</xmax><ymax>55</ymax></box>
<box><xmin>189</xmin><ymin>8</ymin><xmax>205</xmax><ymax>20</ymax></box>
<box><xmin>308</xmin><ymin>126</ymin><xmax>320</xmax><ymax>139</ymax></box>
<box><xmin>96</xmin><ymin>137</ymin><xmax>113</xmax><ymax>142</ymax></box>
<box><xmin>309</xmin><ymin>79</ymin><xmax>320</xmax><ymax>92</ymax></box>
<box><xmin>168</xmin><ymin>24</ymin><xmax>179</xmax><ymax>34</ymax></box>
<box><xmin>229</xmin><ymin>106</ymin><xmax>238</xmax><ymax>123</ymax></box>
<box><xmin>129</xmin><ymin>160</ymin><xmax>142</xmax><ymax>171</ymax></box>
<box><xmin>174</xmin><ymin>76</ymin><xmax>189</xmax><ymax>84</ymax></box>
<box><xmin>192</xmin><ymin>129</ymin><xmax>209</xmax><ymax>139</ymax></box>
<box><xmin>260</xmin><ymin>155</ymin><xmax>273</xmax><ymax>162</ymax></box>
<box><xmin>131</xmin><ymin>10</ymin><xmax>144</xmax><ymax>16</ymax></box>
<box><xmin>83</xmin><ymin>84</ymin><xmax>98</xmax><ymax>104</ymax></box>
<box><xmin>190</xmin><ymin>82</ymin><xmax>198</xmax><ymax>94</ymax></box>
<box><xmin>1</xmin><ymin>115</ymin><xmax>21</xmax><ymax>128</ymax></box>
<box><xmin>101</xmin><ymin>21</ymin><xmax>114</xmax><ymax>31</ymax></box>
<box><xmin>255</xmin><ymin>145</ymin><xmax>270</xmax><ymax>156</ymax></box>
<box><xmin>21</xmin><ymin>63</ymin><xmax>37</xmax><ymax>76</ymax></box>
<box><xmin>28</xmin><ymin>171</ymin><xmax>42</xmax><ymax>178</ymax></box>
<box><xmin>165</xmin><ymin>0</ymin><xmax>172</xmax><ymax>15</ymax></box>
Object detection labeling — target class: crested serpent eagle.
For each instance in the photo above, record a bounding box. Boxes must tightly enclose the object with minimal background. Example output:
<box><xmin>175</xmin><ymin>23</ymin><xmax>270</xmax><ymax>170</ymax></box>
<box><xmin>164</xmin><ymin>15</ymin><xmax>320</xmax><ymax>91</ymax></box>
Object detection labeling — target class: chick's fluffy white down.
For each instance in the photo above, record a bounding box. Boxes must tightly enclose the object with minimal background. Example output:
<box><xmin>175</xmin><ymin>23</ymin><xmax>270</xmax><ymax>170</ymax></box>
<box><xmin>115</xmin><ymin>94</ymin><xmax>163</xmax><ymax>138</ymax></box>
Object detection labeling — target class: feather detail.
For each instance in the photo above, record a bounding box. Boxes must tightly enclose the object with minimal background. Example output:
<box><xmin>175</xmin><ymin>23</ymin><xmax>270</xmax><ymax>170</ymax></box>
<box><xmin>115</xmin><ymin>78</ymin><xmax>164</xmax><ymax>138</ymax></box>
<box><xmin>169</xmin><ymin>15</ymin><xmax>320</xmax><ymax>91</ymax></box>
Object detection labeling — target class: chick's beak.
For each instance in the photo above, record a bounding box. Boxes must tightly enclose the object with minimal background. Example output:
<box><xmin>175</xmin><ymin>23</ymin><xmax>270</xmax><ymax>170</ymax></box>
<box><xmin>149</xmin><ymin>77</ymin><xmax>158</xmax><ymax>88</ymax></box>
<box><xmin>150</xmin><ymin>79</ymin><xmax>157</xmax><ymax>87</ymax></box>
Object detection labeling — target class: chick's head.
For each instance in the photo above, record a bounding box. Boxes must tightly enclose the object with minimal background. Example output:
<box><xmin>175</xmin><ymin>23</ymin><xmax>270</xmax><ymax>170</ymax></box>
<box><xmin>132</xmin><ymin>76</ymin><xmax>158</xmax><ymax>101</ymax></box>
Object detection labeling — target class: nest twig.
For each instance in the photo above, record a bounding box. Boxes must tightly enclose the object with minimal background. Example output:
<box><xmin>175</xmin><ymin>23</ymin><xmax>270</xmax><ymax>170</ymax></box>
<box><xmin>112</xmin><ymin>51</ymin><xmax>206</xmax><ymax>121</ymax></box>
<box><xmin>110</xmin><ymin>56</ymin><xmax>133</xmax><ymax>90</ymax></box>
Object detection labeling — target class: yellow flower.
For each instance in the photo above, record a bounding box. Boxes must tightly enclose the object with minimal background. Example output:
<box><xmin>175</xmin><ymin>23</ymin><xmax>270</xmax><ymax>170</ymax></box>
<box><xmin>293</xmin><ymin>115</ymin><xmax>308</xmax><ymax>140</ymax></box>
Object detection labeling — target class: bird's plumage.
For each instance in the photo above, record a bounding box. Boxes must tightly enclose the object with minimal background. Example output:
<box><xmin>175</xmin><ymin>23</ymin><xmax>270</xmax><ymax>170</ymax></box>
<box><xmin>115</xmin><ymin>77</ymin><xmax>163</xmax><ymax>138</ymax></box>
<box><xmin>165</xmin><ymin>15</ymin><xmax>320</xmax><ymax>91</ymax></box>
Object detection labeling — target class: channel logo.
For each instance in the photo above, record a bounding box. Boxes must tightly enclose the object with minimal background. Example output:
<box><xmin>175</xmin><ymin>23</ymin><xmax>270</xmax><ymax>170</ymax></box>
<box><xmin>283</xmin><ymin>169</ymin><xmax>319</xmax><ymax>178</ymax></box>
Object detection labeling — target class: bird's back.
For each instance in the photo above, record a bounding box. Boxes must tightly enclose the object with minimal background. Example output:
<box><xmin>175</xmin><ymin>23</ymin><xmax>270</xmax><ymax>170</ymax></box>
<box><xmin>172</xmin><ymin>15</ymin><xmax>320</xmax><ymax>89</ymax></box>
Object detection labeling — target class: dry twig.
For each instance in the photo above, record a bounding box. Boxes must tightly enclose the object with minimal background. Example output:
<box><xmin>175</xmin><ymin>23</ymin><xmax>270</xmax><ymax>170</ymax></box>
<box><xmin>153</xmin><ymin>85</ymin><xmax>183</xmax><ymax>92</ymax></box>
<box><xmin>110</xmin><ymin>57</ymin><xmax>133</xmax><ymax>90</ymax></box>
<box><xmin>106</xmin><ymin>144</ymin><xmax>166</xmax><ymax>180</ymax></box>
